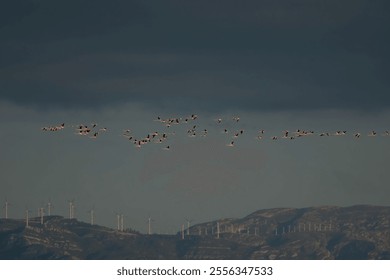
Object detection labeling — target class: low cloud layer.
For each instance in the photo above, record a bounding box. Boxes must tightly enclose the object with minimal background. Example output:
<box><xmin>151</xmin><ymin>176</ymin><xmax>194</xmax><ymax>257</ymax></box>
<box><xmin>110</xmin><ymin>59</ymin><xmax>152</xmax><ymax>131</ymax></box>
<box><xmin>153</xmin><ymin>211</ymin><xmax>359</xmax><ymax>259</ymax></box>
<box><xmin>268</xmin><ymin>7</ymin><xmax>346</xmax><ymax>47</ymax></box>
<box><xmin>1</xmin><ymin>0</ymin><xmax>389</xmax><ymax>112</ymax></box>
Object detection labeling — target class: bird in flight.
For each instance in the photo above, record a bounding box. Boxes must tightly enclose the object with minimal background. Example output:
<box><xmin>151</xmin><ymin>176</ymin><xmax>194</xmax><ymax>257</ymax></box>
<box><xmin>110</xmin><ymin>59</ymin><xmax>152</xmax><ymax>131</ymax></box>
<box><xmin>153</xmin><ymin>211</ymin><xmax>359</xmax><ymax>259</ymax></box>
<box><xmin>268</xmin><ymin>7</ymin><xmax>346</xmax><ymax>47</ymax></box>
<box><xmin>368</xmin><ymin>131</ymin><xmax>377</xmax><ymax>137</ymax></box>
<box><xmin>226</xmin><ymin>141</ymin><xmax>235</xmax><ymax>147</ymax></box>
<box><xmin>40</xmin><ymin>116</ymin><xmax>390</xmax><ymax>155</ymax></box>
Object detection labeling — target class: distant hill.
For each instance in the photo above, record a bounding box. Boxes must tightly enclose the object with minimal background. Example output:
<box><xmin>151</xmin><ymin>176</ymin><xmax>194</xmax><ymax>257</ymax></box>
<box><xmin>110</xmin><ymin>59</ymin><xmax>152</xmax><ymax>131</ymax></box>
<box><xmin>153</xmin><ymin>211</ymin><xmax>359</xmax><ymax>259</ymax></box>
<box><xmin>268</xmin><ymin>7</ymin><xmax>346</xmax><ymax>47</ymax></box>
<box><xmin>1</xmin><ymin>205</ymin><xmax>389</xmax><ymax>259</ymax></box>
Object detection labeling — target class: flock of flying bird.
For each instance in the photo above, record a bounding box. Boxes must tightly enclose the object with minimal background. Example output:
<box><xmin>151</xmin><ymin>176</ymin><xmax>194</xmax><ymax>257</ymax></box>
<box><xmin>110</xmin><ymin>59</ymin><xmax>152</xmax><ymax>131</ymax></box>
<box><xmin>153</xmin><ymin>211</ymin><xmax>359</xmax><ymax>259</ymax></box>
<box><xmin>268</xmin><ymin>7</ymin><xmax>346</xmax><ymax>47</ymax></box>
<box><xmin>41</xmin><ymin>114</ymin><xmax>390</xmax><ymax>150</ymax></box>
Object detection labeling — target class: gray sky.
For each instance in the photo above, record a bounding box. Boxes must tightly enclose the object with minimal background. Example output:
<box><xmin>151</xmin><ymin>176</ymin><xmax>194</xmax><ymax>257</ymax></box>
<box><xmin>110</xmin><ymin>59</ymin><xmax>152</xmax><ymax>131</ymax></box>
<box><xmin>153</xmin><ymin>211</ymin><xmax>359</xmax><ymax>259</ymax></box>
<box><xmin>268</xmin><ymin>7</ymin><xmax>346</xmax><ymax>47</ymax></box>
<box><xmin>1</xmin><ymin>0</ymin><xmax>390</xmax><ymax>233</ymax></box>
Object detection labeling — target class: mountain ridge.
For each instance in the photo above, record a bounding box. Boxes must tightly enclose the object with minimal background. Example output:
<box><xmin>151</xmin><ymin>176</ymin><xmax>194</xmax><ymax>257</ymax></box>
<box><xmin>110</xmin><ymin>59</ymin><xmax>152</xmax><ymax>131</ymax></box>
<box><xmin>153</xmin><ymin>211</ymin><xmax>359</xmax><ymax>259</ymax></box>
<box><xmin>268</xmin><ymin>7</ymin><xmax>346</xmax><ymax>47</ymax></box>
<box><xmin>1</xmin><ymin>205</ymin><xmax>389</xmax><ymax>259</ymax></box>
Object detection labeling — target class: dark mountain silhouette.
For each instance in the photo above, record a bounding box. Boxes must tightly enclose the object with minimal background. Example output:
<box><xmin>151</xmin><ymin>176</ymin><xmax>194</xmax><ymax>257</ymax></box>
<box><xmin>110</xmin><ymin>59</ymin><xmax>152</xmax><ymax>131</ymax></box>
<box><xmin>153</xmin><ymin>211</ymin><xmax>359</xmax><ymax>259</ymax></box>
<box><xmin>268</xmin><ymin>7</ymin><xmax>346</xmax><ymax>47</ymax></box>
<box><xmin>1</xmin><ymin>205</ymin><xmax>389</xmax><ymax>259</ymax></box>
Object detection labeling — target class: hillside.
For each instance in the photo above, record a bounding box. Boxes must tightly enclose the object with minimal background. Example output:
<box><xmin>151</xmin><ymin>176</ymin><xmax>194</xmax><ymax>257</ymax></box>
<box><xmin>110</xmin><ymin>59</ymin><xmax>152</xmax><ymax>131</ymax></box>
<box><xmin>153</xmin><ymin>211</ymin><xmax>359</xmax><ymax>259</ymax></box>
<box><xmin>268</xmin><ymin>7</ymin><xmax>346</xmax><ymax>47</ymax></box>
<box><xmin>1</xmin><ymin>205</ymin><xmax>389</xmax><ymax>259</ymax></box>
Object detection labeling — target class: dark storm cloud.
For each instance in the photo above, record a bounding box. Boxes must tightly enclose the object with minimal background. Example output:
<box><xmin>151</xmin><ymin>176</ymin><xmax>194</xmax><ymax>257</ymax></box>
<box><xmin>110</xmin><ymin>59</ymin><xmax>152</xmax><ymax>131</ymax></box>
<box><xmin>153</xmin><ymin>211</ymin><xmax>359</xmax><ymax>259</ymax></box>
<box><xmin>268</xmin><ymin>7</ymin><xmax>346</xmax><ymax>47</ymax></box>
<box><xmin>0</xmin><ymin>0</ymin><xmax>389</xmax><ymax>111</ymax></box>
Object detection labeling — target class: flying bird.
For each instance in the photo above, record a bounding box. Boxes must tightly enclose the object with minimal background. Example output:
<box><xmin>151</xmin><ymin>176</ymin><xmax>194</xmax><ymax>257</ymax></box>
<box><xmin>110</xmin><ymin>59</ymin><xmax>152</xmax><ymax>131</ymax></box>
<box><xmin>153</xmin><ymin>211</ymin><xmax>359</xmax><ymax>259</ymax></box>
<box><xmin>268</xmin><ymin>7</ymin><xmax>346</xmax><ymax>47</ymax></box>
<box><xmin>90</xmin><ymin>132</ymin><xmax>98</xmax><ymax>139</ymax></box>
<box><xmin>226</xmin><ymin>141</ymin><xmax>235</xmax><ymax>147</ymax></box>
<box><xmin>334</xmin><ymin>131</ymin><xmax>347</xmax><ymax>136</ymax></box>
<box><xmin>134</xmin><ymin>141</ymin><xmax>142</xmax><ymax>148</ymax></box>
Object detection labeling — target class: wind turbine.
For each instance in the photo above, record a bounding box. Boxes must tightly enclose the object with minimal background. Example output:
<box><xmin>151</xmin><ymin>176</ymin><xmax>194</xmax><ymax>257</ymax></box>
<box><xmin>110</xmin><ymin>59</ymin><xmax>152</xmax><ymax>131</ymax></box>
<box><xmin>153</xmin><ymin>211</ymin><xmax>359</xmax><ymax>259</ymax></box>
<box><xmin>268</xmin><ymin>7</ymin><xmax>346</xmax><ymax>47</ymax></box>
<box><xmin>3</xmin><ymin>198</ymin><xmax>10</xmax><ymax>219</ymax></box>
<box><xmin>39</xmin><ymin>207</ymin><xmax>45</xmax><ymax>225</ymax></box>
<box><xmin>147</xmin><ymin>216</ymin><xmax>154</xmax><ymax>235</ymax></box>
<box><xmin>47</xmin><ymin>200</ymin><xmax>52</xmax><ymax>216</ymax></box>
<box><xmin>113</xmin><ymin>211</ymin><xmax>125</xmax><ymax>232</ymax></box>
<box><xmin>181</xmin><ymin>224</ymin><xmax>185</xmax><ymax>240</ymax></box>
<box><xmin>88</xmin><ymin>207</ymin><xmax>95</xmax><ymax>226</ymax></box>
<box><xmin>186</xmin><ymin>219</ymin><xmax>193</xmax><ymax>236</ymax></box>
<box><xmin>68</xmin><ymin>200</ymin><xmax>75</xmax><ymax>219</ymax></box>
<box><xmin>71</xmin><ymin>201</ymin><xmax>75</xmax><ymax>219</ymax></box>
<box><xmin>25</xmin><ymin>209</ymin><xmax>30</xmax><ymax>228</ymax></box>
<box><xmin>115</xmin><ymin>213</ymin><xmax>121</xmax><ymax>231</ymax></box>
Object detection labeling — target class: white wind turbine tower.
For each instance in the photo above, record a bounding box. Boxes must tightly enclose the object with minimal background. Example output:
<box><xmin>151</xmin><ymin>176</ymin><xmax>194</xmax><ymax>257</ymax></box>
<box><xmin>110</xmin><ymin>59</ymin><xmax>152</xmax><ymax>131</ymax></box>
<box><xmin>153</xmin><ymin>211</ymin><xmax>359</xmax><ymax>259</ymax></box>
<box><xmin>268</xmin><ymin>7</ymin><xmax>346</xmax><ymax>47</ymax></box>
<box><xmin>216</xmin><ymin>222</ymin><xmax>220</xmax><ymax>239</ymax></box>
<box><xmin>147</xmin><ymin>216</ymin><xmax>154</xmax><ymax>235</ymax></box>
<box><xmin>4</xmin><ymin>198</ymin><xmax>10</xmax><ymax>219</ymax></box>
<box><xmin>186</xmin><ymin>219</ymin><xmax>193</xmax><ymax>236</ymax></box>
<box><xmin>25</xmin><ymin>209</ymin><xmax>30</xmax><ymax>228</ymax></box>
<box><xmin>47</xmin><ymin>200</ymin><xmax>52</xmax><ymax>216</ymax></box>
<box><xmin>114</xmin><ymin>211</ymin><xmax>124</xmax><ymax>232</ymax></box>
<box><xmin>116</xmin><ymin>213</ymin><xmax>121</xmax><ymax>231</ymax></box>
<box><xmin>68</xmin><ymin>200</ymin><xmax>75</xmax><ymax>219</ymax></box>
<box><xmin>88</xmin><ymin>207</ymin><xmax>95</xmax><ymax>226</ymax></box>
<box><xmin>71</xmin><ymin>201</ymin><xmax>75</xmax><ymax>219</ymax></box>
<box><xmin>181</xmin><ymin>224</ymin><xmax>185</xmax><ymax>240</ymax></box>
<box><xmin>39</xmin><ymin>207</ymin><xmax>45</xmax><ymax>225</ymax></box>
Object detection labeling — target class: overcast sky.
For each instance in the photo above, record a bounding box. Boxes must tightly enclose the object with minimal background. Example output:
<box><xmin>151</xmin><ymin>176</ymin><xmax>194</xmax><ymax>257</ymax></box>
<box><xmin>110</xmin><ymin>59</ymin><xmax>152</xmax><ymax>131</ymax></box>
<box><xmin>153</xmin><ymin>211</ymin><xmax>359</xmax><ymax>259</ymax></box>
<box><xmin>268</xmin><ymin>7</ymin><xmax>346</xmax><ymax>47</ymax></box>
<box><xmin>1</xmin><ymin>0</ymin><xmax>390</xmax><ymax>233</ymax></box>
